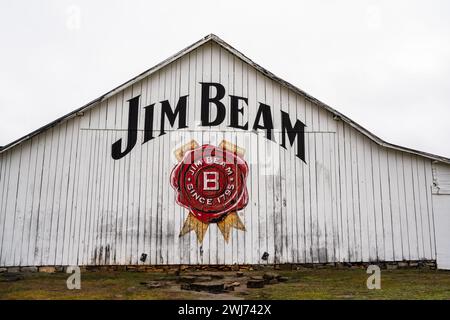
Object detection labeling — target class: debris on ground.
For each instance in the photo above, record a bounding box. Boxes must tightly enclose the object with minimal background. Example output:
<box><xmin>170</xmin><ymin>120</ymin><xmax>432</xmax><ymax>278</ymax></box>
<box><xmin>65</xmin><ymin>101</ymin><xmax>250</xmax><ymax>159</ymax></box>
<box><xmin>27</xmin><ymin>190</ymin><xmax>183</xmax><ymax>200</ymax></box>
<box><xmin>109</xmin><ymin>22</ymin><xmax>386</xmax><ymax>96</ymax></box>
<box><xmin>184</xmin><ymin>272</ymin><xmax>225</xmax><ymax>279</ymax></box>
<box><xmin>181</xmin><ymin>281</ymin><xmax>226</xmax><ymax>293</ymax></box>
<box><xmin>177</xmin><ymin>275</ymin><xmax>213</xmax><ymax>283</ymax></box>
<box><xmin>247</xmin><ymin>279</ymin><xmax>265</xmax><ymax>288</ymax></box>
<box><xmin>224</xmin><ymin>282</ymin><xmax>241</xmax><ymax>291</ymax></box>
<box><xmin>263</xmin><ymin>272</ymin><xmax>279</xmax><ymax>281</ymax></box>
<box><xmin>0</xmin><ymin>273</ymin><xmax>24</xmax><ymax>282</ymax></box>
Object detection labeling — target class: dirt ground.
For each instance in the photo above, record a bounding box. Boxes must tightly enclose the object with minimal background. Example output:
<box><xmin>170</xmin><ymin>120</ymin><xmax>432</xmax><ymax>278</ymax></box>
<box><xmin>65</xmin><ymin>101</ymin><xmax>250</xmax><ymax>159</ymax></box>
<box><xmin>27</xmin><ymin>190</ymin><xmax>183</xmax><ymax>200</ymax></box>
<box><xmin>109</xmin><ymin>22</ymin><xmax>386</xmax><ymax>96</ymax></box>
<box><xmin>1</xmin><ymin>268</ymin><xmax>450</xmax><ymax>300</ymax></box>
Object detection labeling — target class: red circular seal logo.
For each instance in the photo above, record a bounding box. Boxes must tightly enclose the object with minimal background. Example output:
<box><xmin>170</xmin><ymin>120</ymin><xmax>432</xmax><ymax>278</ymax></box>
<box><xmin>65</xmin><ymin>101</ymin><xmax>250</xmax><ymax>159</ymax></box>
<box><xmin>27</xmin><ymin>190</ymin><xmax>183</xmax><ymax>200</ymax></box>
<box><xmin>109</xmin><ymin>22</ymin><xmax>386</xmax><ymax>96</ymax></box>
<box><xmin>170</xmin><ymin>144</ymin><xmax>249</xmax><ymax>223</ymax></box>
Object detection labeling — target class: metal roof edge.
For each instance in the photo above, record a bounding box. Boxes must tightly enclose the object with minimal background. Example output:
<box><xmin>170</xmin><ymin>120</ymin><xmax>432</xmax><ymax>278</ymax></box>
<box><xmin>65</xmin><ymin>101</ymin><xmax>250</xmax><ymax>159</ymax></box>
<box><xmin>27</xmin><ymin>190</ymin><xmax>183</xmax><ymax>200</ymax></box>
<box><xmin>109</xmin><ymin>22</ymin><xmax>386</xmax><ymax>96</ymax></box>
<box><xmin>2</xmin><ymin>33</ymin><xmax>450</xmax><ymax>165</ymax></box>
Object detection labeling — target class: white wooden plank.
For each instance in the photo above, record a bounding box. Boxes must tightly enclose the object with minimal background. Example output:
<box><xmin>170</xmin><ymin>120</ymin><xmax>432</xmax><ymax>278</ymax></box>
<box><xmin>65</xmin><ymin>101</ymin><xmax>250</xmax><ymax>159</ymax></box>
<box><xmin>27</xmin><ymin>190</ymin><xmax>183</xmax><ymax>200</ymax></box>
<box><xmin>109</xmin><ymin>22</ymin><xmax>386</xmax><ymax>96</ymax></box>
<box><xmin>53</xmin><ymin>122</ymin><xmax>71</xmax><ymax>265</ymax></box>
<box><xmin>150</xmin><ymin>71</ymin><xmax>162</xmax><ymax>265</ymax></box>
<box><xmin>265</xmin><ymin>77</ymin><xmax>276</xmax><ymax>265</ymax></box>
<box><xmin>349</xmin><ymin>128</ymin><xmax>361</xmax><ymax>262</ymax></box>
<box><xmin>201</xmin><ymin>42</ymin><xmax>213</xmax><ymax>264</ymax></box>
<box><xmin>77</xmin><ymin>111</ymin><xmax>93</xmax><ymax>265</ymax></box>
<box><xmin>61</xmin><ymin>118</ymin><xmax>80</xmax><ymax>265</ymax></box>
<box><xmin>118</xmin><ymin>87</ymin><xmax>132</xmax><ymax>264</ymax></box>
<box><xmin>279</xmin><ymin>85</ymin><xmax>290</xmax><ymax>264</ymax></box>
<box><xmin>308</xmin><ymin>104</ymin><xmax>319</xmax><ymax>263</ymax></box>
<box><xmin>221</xmin><ymin>48</ymin><xmax>231</xmax><ymax>265</ymax></box>
<box><xmin>20</xmin><ymin>138</ymin><xmax>38</xmax><ymax>266</ymax></box>
<box><xmin>0</xmin><ymin>152</ymin><xmax>8</xmax><ymax>265</ymax></box>
<box><xmin>286</xmin><ymin>90</ymin><xmax>296</xmax><ymax>263</ymax></box>
<box><xmin>424</xmin><ymin>160</ymin><xmax>437</xmax><ymax>259</ymax></box>
<box><xmin>85</xmin><ymin>107</ymin><xmax>101</xmax><ymax>265</ymax></box>
<box><xmin>256</xmin><ymin>71</ymin><xmax>268</xmax><ymax>264</ymax></box>
<box><xmin>172</xmin><ymin>62</ymin><xmax>182</xmax><ymax>265</ymax></box>
<box><xmin>327</xmin><ymin>113</ymin><xmax>342</xmax><ymax>262</ymax></box>
<box><xmin>396</xmin><ymin>152</ymin><xmax>410</xmax><ymax>260</ymax></box>
<box><xmin>39</xmin><ymin>128</ymin><xmax>59</xmax><ymax>265</ymax></box>
<box><xmin>108</xmin><ymin>95</ymin><xmax>119</xmax><ymax>265</ymax></box>
<box><xmin>298</xmin><ymin>96</ymin><xmax>308</xmax><ymax>263</ymax></box>
<box><xmin>273</xmin><ymin>82</ymin><xmax>284</xmax><ymax>264</ymax></box>
<box><xmin>90</xmin><ymin>102</ymin><xmax>104</xmax><ymax>265</ymax></box>
<box><xmin>320</xmin><ymin>109</ymin><xmax>334</xmax><ymax>262</ymax></box>
<box><xmin>180</xmin><ymin>53</ymin><xmax>194</xmax><ymax>265</ymax></box>
<box><xmin>371</xmin><ymin>142</ymin><xmax>384</xmax><ymax>261</ymax></box>
<box><xmin>230</xmin><ymin>53</ymin><xmax>241</xmax><ymax>265</ymax></box>
<box><xmin>208</xmin><ymin>43</ymin><xmax>220</xmax><ymax>265</ymax></box>
<box><xmin>28</xmin><ymin>135</ymin><xmax>46</xmax><ymax>265</ymax></box>
<box><xmin>138</xmin><ymin>81</ymin><xmax>149</xmax><ymax>266</ymax></box>
<box><xmin>128</xmin><ymin>82</ymin><xmax>143</xmax><ymax>265</ymax></box>
<box><xmin>13</xmin><ymin>140</ymin><xmax>31</xmax><ymax>266</ymax></box>
<box><xmin>379</xmin><ymin>148</ymin><xmax>394</xmax><ymax>261</ymax></box>
<box><xmin>363</xmin><ymin>138</ymin><xmax>377</xmax><ymax>261</ymax></box>
<box><xmin>343</xmin><ymin>124</ymin><xmax>356</xmax><ymax>262</ymax></box>
<box><xmin>190</xmin><ymin>48</ymin><xmax>202</xmax><ymax>264</ymax></box>
<box><xmin>337</xmin><ymin>121</ymin><xmax>349</xmax><ymax>261</ymax></box>
<box><xmin>164</xmin><ymin>66</ymin><xmax>175</xmax><ymax>264</ymax></box>
<box><xmin>94</xmin><ymin>101</ymin><xmax>109</xmax><ymax>265</ymax></box>
<box><xmin>3</xmin><ymin>148</ymin><xmax>21</xmax><ymax>266</ymax></box>
<box><xmin>178</xmin><ymin>54</ymin><xmax>190</xmax><ymax>265</ymax></box>
<box><xmin>303</xmin><ymin>101</ymin><xmax>313</xmax><ymax>263</ymax></box>
<box><xmin>138</xmin><ymin>78</ymin><xmax>150</xmax><ymax>266</ymax></box>
<box><xmin>48</xmin><ymin>122</ymin><xmax>67</xmax><ymax>265</ymax></box>
<box><xmin>329</xmin><ymin>119</ymin><xmax>339</xmax><ymax>263</ymax></box>
<box><xmin>102</xmin><ymin>97</ymin><xmax>116</xmax><ymax>265</ymax></box>
<box><xmin>240</xmin><ymin>63</ymin><xmax>252</xmax><ymax>265</ymax></box>
<box><xmin>403</xmin><ymin>154</ymin><xmax>419</xmax><ymax>260</ymax></box>
<box><xmin>355</xmin><ymin>134</ymin><xmax>369</xmax><ymax>262</ymax></box>
<box><xmin>0</xmin><ymin>151</ymin><xmax>11</xmax><ymax>265</ymax></box>
<box><xmin>388</xmin><ymin>150</ymin><xmax>403</xmax><ymax>261</ymax></box>
<box><xmin>315</xmin><ymin>106</ymin><xmax>327</xmax><ymax>263</ymax></box>
<box><xmin>411</xmin><ymin>156</ymin><xmax>425</xmax><ymax>259</ymax></box>
<box><xmin>247</xmin><ymin>65</ymin><xmax>259</xmax><ymax>264</ymax></box>
<box><xmin>417</xmin><ymin>158</ymin><xmax>432</xmax><ymax>259</ymax></box>
<box><xmin>35</xmin><ymin>129</ymin><xmax>54</xmax><ymax>265</ymax></box>
<box><xmin>66</xmin><ymin>116</ymin><xmax>84</xmax><ymax>266</ymax></box>
<box><xmin>157</xmin><ymin>67</ymin><xmax>169</xmax><ymax>264</ymax></box>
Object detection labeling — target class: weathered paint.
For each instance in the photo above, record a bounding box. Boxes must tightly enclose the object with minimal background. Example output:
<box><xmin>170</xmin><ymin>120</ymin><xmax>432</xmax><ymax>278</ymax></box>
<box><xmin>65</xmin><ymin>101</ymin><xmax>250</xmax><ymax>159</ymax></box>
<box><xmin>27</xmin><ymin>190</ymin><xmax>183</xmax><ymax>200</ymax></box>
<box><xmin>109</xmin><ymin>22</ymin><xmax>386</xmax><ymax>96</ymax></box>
<box><xmin>0</xmin><ymin>36</ymin><xmax>449</xmax><ymax>267</ymax></box>
<box><xmin>432</xmin><ymin>163</ymin><xmax>450</xmax><ymax>269</ymax></box>
<box><xmin>432</xmin><ymin>163</ymin><xmax>450</xmax><ymax>195</ymax></box>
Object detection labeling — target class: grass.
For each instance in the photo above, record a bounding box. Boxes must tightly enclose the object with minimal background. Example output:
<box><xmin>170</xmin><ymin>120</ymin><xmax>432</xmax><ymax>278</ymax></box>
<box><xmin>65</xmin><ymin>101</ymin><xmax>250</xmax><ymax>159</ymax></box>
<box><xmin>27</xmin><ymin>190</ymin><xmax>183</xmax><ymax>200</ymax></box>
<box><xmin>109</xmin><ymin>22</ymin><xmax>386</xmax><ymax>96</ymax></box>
<box><xmin>238</xmin><ymin>269</ymin><xmax>450</xmax><ymax>300</ymax></box>
<box><xmin>1</xmin><ymin>269</ymin><xmax>449</xmax><ymax>300</ymax></box>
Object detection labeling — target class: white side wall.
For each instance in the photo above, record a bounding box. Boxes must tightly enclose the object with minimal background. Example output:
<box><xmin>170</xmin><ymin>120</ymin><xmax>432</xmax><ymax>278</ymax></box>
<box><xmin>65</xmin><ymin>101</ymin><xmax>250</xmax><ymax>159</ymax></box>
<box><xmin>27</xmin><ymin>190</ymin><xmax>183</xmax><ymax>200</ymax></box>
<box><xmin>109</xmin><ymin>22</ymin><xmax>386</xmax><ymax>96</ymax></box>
<box><xmin>0</xmin><ymin>42</ymin><xmax>438</xmax><ymax>266</ymax></box>
<box><xmin>432</xmin><ymin>163</ymin><xmax>450</xmax><ymax>269</ymax></box>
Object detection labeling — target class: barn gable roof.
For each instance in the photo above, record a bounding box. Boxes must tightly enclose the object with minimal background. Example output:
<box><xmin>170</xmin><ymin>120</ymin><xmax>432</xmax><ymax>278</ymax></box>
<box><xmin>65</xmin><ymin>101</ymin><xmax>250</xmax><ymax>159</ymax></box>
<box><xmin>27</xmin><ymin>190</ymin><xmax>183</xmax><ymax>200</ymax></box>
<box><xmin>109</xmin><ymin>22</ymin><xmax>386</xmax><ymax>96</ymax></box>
<box><xmin>1</xmin><ymin>34</ymin><xmax>449</xmax><ymax>164</ymax></box>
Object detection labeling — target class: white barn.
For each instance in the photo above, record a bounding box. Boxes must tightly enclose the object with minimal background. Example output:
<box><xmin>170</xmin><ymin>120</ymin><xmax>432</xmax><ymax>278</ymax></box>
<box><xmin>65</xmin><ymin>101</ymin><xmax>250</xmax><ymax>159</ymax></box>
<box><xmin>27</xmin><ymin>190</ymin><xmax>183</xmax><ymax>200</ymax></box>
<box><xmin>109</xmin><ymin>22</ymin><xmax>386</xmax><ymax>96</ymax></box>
<box><xmin>1</xmin><ymin>34</ymin><xmax>449</xmax><ymax>270</ymax></box>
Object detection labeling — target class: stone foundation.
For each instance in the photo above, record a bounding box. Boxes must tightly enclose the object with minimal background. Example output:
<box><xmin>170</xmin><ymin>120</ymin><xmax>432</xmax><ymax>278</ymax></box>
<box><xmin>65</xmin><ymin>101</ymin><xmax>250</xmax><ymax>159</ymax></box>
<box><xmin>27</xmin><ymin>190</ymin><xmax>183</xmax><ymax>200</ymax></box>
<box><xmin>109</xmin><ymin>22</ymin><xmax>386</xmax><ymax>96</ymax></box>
<box><xmin>0</xmin><ymin>260</ymin><xmax>437</xmax><ymax>273</ymax></box>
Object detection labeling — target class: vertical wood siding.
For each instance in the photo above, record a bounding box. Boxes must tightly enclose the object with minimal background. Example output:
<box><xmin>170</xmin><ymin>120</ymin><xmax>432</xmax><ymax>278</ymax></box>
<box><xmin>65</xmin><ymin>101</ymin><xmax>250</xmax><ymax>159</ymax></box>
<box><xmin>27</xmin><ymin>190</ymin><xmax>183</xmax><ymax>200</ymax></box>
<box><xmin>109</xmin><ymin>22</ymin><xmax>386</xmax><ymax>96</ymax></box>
<box><xmin>433</xmin><ymin>163</ymin><xmax>450</xmax><ymax>195</ymax></box>
<box><xmin>0</xmin><ymin>42</ymin><xmax>438</xmax><ymax>266</ymax></box>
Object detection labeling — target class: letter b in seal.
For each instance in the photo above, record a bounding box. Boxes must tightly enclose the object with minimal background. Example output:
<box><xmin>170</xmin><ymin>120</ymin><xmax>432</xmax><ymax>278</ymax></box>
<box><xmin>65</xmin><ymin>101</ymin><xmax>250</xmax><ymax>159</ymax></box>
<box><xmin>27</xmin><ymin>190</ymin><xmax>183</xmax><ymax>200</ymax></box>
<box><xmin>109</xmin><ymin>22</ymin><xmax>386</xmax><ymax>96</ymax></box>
<box><xmin>203</xmin><ymin>171</ymin><xmax>219</xmax><ymax>191</ymax></box>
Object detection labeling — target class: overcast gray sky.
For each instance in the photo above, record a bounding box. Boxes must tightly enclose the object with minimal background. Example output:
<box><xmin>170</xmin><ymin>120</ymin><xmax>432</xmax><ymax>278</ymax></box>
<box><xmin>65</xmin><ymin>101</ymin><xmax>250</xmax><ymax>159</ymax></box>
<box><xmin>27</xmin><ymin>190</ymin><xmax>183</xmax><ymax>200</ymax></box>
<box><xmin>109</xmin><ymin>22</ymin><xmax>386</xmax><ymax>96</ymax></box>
<box><xmin>1</xmin><ymin>0</ymin><xmax>449</xmax><ymax>157</ymax></box>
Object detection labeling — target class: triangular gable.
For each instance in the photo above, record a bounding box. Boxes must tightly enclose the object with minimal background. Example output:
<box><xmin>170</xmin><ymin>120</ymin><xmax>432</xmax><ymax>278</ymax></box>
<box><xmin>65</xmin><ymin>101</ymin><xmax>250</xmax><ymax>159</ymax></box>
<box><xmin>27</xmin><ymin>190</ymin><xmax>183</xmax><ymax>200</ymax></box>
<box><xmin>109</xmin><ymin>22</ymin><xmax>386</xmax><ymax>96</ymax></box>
<box><xmin>1</xmin><ymin>34</ymin><xmax>449</xmax><ymax>164</ymax></box>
